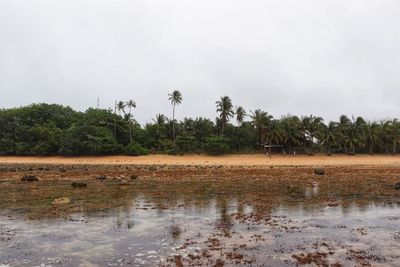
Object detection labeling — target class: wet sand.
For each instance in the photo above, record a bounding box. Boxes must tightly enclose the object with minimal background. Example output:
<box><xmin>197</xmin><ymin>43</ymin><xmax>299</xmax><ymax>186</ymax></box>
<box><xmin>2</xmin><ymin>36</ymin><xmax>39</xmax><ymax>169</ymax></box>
<box><xmin>1</xmin><ymin>154</ymin><xmax>400</xmax><ymax>167</ymax></box>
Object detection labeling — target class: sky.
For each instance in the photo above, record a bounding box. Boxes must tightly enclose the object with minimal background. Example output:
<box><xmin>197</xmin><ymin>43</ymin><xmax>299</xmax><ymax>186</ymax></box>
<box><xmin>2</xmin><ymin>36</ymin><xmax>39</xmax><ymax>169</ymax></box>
<box><xmin>1</xmin><ymin>0</ymin><xmax>400</xmax><ymax>125</ymax></box>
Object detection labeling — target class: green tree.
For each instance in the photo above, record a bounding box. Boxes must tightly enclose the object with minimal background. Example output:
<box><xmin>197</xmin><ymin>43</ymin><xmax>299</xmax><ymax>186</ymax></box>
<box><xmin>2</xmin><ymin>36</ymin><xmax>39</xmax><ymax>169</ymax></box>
<box><xmin>280</xmin><ymin>115</ymin><xmax>302</xmax><ymax>154</ymax></box>
<box><xmin>364</xmin><ymin>121</ymin><xmax>381</xmax><ymax>154</ymax></box>
<box><xmin>168</xmin><ymin>90</ymin><xmax>183</xmax><ymax>144</ymax></box>
<box><xmin>126</xmin><ymin>100</ymin><xmax>136</xmax><ymax>143</ymax></box>
<box><xmin>116</xmin><ymin>101</ymin><xmax>126</xmax><ymax>116</ymax></box>
<box><xmin>216</xmin><ymin>96</ymin><xmax>234</xmax><ymax>135</ymax></box>
<box><xmin>235</xmin><ymin>106</ymin><xmax>246</xmax><ymax>126</ymax></box>
<box><xmin>250</xmin><ymin>109</ymin><xmax>272</xmax><ymax>145</ymax></box>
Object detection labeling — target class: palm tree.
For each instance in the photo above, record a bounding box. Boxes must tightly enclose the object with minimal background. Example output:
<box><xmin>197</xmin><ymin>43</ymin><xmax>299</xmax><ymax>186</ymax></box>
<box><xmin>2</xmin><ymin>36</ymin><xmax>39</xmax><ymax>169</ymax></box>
<box><xmin>250</xmin><ymin>109</ymin><xmax>273</xmax><ymax>145</ymax></box>
<box><xmin>126</xmin><ymin>100</ymin><xmax>136</xmax><ymax>115</ymax></box>
<box><xmin>280</xmin><ymin>115</ymin><xmax>302</xmax><ymax>154</ymax></box>
<box><xmin>168</xmin><ymin>90</ymin><xmax>183</xmax><ymax>143</ymax></box>
<box><xmin>301</xmin><ymin>115</ymin><xmax>324</xmax><ymax>154</ymax></box>
<box><xmin>125</xmin><ymin>100</ymin><xmax>136</xmax><ymax>143</ymax></box>
<box><xmin>364</xmin><ymin>121</ymin><xmax>381</xmax><ymax>154</ymax></box>
<box><xmin>216</xmin><ymin>96</ymin><xmax>234</xmax><ymax>135</ymax></box>
<box><xmin>383</xmin><ymin>119</ymin><xmax>400</xmax><ymax>154</ymax></box>
<box><xmin>323</xmin><ymin>121</ymin><xmax>338</xmax><ymax>155</ymax></box>
<box><xmin>235</xmin><ymin>106</ymin><xmax>246</xmax><ymax>126</ymax></box>
<box><xmin>116</xmin><ymin>101</ymin><xmax>126</xmax><ymax>116</ymax></box>
<box><xmin>337</xmin><ymin>115</ymin><xmax>352</xmax><ymax>153</ymax></box>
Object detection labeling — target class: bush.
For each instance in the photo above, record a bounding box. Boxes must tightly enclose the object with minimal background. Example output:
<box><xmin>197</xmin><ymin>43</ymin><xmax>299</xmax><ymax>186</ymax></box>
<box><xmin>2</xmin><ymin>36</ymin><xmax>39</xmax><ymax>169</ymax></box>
<box><xmin>125</xmin><ymin>143</ymin><xmax>149</xmax><ymax>156</ymax></box>
<box><xmin>203</xmin><ymin>136</ymin><xmax>230</xmax><ymax>155</ymax></box>
<box><xmin>60</xmin><ymin>124</ymin><xmax>121</xmax><ymax>155</ymax></box>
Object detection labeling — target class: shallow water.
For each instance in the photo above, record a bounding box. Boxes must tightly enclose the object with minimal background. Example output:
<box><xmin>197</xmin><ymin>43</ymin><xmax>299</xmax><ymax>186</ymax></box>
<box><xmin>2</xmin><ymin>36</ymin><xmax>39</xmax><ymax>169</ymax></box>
<box><xmin>0</xmin><ymin>178</ymin><xmax>399</xmax><ymax>266</ymax></box>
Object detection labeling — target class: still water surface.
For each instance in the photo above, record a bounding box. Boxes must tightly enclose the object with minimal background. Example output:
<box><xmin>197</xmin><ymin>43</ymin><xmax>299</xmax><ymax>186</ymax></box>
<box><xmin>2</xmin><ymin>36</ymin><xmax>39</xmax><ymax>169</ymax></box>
<box><xmin>0</xmin><ymin>178</ymin><xmax>399</xmax><ymax>266</ymax></box>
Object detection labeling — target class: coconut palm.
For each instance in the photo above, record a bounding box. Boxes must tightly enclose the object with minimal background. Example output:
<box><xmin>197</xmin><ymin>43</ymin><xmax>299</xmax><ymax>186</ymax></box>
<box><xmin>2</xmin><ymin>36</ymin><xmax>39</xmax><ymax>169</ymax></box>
<box><xmin>301</xmin><ymin>115</ymin><xmax>324</xmax><ymax>154</ymax></box>
<box><xmin>323</xmin><ymin>121</ymin><xmax>338</xmax><ymax>155</ymax></box>
<box><xmin>235</xmin><ymin>106</ymin><xmax>246</xmax><ymax>126</ymax></box>
<box><xmin>126</xmin><ymin>100</ymin><xmax>136</xmax><ymax>115</ymax></box>
<box><xmin>125</xmin><ymin>100</ymin><xmax>136</xmax><ymax>143</ymax></box>
<box><xmin>280</xmin><ymin>115</ymin><xmax>302</xmax><ymax>154</ymax></box>
<box><xmin>116</xmin><ymin>101</ymin><xmax>126</xmax><ymax>116</ymax></box>
<box><xmin>168</xmin><ymin>90</ymin><xmax>183</xmax><ymax>143</ymax></box>
<box><xmin>337</xmin><ymin>115</ymin><xmax>352</xmax><ymax>153</ymax></box>
<box><xmin>250</xmin><ymin>109</ymin><xmax>273</xmax><ymax>145</ymax></box>
<box><xmin>216</xmin><ymin>96</ymin><xmax>234</xmax><ymax>135</ymax></box>
<box><xmin>364</xmin><ymin>121</ymin><xmax>381</xmax><ymax>154</ymax></box>
<box><xmin>383</xmin><ymin>119</ymin><xmax>400</xmax><ymax>154</ymax></box>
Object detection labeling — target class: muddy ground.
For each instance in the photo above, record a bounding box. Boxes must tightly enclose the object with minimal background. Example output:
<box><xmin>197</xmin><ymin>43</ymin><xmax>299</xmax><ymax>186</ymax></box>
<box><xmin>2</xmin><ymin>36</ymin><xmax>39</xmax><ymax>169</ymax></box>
<box><xmin>0</xmin><ymin>163</ymin><xmax>400</xmax><ymax>266</ymax></box>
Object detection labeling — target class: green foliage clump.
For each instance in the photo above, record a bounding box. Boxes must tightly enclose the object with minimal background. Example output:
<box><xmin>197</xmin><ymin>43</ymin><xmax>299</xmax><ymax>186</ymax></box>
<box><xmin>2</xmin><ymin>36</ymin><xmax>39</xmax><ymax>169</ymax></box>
<box><xmin>125</xmin><ymin>143</ymin><xmax>149</xmax><ymax>156</ymax></box>
<box><xmin>61</xmin><ymin>123</ymin><xmax>121</xmax><ymax>155</ymax></box>
<box><xmin>203</xmin><ymin>136</ymin><xmax>230</xmax><ymax>155</ymax></box>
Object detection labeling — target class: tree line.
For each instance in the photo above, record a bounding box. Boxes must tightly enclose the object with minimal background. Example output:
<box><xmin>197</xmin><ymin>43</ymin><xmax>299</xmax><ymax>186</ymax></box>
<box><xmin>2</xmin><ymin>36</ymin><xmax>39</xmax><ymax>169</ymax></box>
<box><xmin>1</xmin><ymin>91</ymin><xmax>400</xmax><ymax>156</ymax></box>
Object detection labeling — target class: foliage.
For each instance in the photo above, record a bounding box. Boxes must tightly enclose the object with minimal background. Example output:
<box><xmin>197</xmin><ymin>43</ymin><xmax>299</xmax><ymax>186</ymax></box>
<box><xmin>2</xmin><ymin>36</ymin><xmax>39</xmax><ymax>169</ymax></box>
<box><xmin>2</xmin><ymin>101</ymin><xmax>400</xmax><ymax>156</ymax></box>
<box><xmin>125</xmin><ymin>142</ymin><xmax>149</xmax><ymax>156</ymax></box>
<box><xmin>203</xmin><ymin>136</ymin><xmax>230</xmax><ymax>155</ymax></box>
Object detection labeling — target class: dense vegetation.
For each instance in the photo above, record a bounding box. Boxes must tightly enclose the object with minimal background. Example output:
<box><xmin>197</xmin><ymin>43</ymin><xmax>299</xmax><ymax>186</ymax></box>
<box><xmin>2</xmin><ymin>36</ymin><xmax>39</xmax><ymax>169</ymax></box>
<box><xmin>1</xmin><ymin>92</ymin><xmax>400</xmax><ymax>156</ymax></box>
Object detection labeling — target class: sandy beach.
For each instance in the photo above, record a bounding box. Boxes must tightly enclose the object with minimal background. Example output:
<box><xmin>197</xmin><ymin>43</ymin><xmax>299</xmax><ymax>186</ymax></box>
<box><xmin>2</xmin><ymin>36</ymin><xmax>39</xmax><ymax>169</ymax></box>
<box><xmin>1</xmin><ymin>154</ymin><xmax>400</xmax><ymax>167</ymax></box>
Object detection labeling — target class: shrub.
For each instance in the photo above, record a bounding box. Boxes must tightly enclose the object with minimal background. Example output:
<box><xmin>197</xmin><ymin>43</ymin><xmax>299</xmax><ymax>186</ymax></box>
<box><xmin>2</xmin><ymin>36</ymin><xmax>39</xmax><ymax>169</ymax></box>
<box><xmin>125</xmin><ymin>143</ymin><xmax>149</xmax><ymax>156</ymax></box>
<box><xmin>203</xmin><ymin>136</ymin><xmax>230</xmax><ymax>155</ymax></box>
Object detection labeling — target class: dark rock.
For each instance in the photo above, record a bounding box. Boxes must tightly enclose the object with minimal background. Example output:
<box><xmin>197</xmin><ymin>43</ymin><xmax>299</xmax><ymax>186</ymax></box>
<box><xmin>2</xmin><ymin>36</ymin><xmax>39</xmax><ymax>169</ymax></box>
<box><xmin>71</xmin><ymin>182</ymin><xmax>87</xmax><ymax>188</ymax></box>
<box><xmin>95</xmin><ymin>175</ymin><xmax>107</xmax><ymax>180</ymax></box>
<box><xmin>21</xmin><ymin>175</ymin><xmax>39</xmax><ymax>182</ymax></box>
<box><xmin>130</xmin><ymin>175</ymin><xmax>138</xmax><ymax>180</ymax></box>
<box><xmin>59</xmin><ymin>168</ymin><xmax>67</xmax><ymax>173</ymax></box>
<box><xmin>395</xmin><ymin>183</ymin><xmax>400</xmax><ymax>190</ymax></box>
<box><xmin>314</xmin><ymin>168</ymin><xmax>325</xmax><ymax>176</ymax></box>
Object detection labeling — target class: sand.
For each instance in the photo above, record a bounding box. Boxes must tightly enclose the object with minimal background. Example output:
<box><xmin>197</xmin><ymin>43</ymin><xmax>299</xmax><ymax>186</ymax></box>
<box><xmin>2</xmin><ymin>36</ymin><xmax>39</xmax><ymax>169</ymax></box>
<box><xmin>1</xmin><ymin>154</ymin><xmax>400</xmax><ymax>167</ymax></box>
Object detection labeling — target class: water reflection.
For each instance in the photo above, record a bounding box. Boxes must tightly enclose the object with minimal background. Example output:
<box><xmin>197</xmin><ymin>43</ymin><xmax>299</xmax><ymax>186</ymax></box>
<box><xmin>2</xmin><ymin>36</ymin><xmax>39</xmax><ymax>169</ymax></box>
<box><xmin>0</xmin><ymin>178</ymin><xmax>399</xmax><ymax>266</ymax></box>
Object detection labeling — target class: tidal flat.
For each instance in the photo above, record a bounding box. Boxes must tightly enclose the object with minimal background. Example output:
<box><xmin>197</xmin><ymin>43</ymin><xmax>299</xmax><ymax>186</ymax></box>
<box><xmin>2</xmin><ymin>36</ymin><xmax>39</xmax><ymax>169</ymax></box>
<box><xmin>0</xmin><ymin>163</ymin><xmax>399</xmax><ymax>266</ymax></box>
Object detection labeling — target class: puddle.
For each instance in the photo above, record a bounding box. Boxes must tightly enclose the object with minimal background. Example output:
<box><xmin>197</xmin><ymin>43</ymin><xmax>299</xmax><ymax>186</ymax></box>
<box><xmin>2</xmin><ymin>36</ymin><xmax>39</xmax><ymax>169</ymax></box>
<box><xmin>0</xmin><ymin>177</ymin><xmax>399</xmax><ymax>266</ymax></box>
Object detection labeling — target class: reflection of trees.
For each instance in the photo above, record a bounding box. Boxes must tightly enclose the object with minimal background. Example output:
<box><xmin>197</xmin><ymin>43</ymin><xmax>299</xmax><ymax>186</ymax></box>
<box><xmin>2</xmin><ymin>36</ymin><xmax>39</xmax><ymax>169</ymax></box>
<box><xmin>2</xmin><ymin>177</ymin><xmax>399</xmax><ymax>222</ymax></box>
<box><xmin>215</xmin><ymin>197</ymin><xmax>233</xmax><ymax>236</ymax></box>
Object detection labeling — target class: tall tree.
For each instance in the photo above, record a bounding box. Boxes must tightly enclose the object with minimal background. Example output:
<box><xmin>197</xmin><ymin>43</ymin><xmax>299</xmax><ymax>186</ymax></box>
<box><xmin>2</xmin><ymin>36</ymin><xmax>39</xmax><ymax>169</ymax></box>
<box><xmin>116</xmin><ymin>101</ymin><xmax>126</xmax><ymax>116</ymax></box>
<box><xmin>235</xmin><ymin>106</ymin><xmax>246</xmax><ymax>126</ymax></box>
<box><xmin>125</xmin><ymin>100</ymin><xmax>136</xmax><ymax>143</ymax></box>
<box><xmin>216</xmin><ymin>96</ymin><xmax>234</xmax><ymax>135</ymax></box>
<box><xmin>280</xmin><ymin>115</ymin><xmax>302</xmax><ymax>154</ymax></box>
<box><xmin>301</xmin><ymin>115</ymin><xmax>324</xmax><ymax>154</ymax></box>
<box><xmin>364</xmin><ymin>121</ymin><xmax>381</xmax><ymax>154</ymax></box>
<box><xmin>168</xmin><ymin>90</ymin><xmax>183</xmax><ymax>143</ymax></box>
<box><xmin>250</xmin><ymin>109</ymin><xmax>273</xmax><ymax>145</ymax></box>
<box><xmin>337</xmin><ymin>115</ymin><xmax>352</xmax><ymax>153</ymax></box>
<box><xmin>322</xmin><ymin>121</ymin><xmax>338</xmax><ymax>155</ymax></box>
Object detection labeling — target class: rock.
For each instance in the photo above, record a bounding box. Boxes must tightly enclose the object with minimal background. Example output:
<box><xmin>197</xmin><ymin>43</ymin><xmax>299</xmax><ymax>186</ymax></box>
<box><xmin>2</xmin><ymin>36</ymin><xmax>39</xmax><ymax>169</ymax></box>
<box><xmin>130</xmin><ymin>175</ymin><xmax>138</xmax><ymax>180</ymax></box>
<box><xmin>95</xmin><ymin>175</ymin><xmax>107</xmax><ymax>180</ymax></box>
<box><xmin>59</xmin><ymin>168</ymin><xmax>66</xmax><ymax>172</ymax></box>
<box><xmin>314</xmin><ymin>168</ymin><xmax>325</xmax><ymax>176</ymax></box>
<box><xmin>71</xmin><ymin>182</ymin><xmax>87</xmax><ymax>188</ymax></box>
<box><xmin>21</xmin><ymin>175</ymin><xmax>39</xmax><ymax>182</ymax></box>
<box><xmin>395</xmin><ymin>182</ymin><xmax>400</xmax><ymax>190</ymax></box>
<box><xmin>52</xmin><ymin>197</ymin><xmax>70</xmax><ymax>205</ymax></box>
<box><xmin>118</xmin><ymin>179</ymin><xmax>130</xmax><ymax>186</ymax></box>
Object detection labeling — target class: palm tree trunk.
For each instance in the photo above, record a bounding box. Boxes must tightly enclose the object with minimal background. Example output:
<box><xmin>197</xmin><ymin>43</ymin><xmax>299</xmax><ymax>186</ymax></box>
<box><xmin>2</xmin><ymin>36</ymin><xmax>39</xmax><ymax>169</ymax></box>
<box><xmin>129</xmin><ymin>123</ymin><xmax>132</xmax><ymax>143</ymax></box>
<box><xmin>172</xmin><ymin>104</ymin><xmax>176</xmax><ymax>143</ymax></box>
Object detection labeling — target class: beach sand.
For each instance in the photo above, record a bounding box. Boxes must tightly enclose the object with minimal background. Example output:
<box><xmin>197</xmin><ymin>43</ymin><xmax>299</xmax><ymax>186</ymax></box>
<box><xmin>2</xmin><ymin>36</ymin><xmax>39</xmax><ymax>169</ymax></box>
<box><xmin>0</xmin><ymin>154</ymin><xmax>400</xmax><ymax>167</ymax></box>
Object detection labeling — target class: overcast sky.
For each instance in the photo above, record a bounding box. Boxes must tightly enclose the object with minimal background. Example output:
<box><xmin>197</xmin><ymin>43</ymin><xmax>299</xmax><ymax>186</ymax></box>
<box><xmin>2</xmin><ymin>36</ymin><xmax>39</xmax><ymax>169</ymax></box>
<box><xmin>1</xmin><ymin>0</ymin><xmax>400</xmax><ymax>124</ymax></box>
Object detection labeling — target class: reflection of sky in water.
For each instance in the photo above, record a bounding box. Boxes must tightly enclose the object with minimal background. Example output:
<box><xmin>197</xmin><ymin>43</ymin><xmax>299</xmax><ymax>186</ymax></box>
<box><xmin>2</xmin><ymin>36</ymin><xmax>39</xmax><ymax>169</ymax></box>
<box><xmin>0</xmin><ymin>190</ymin><xmax>400</xmax><ymax>266</ymax></box>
